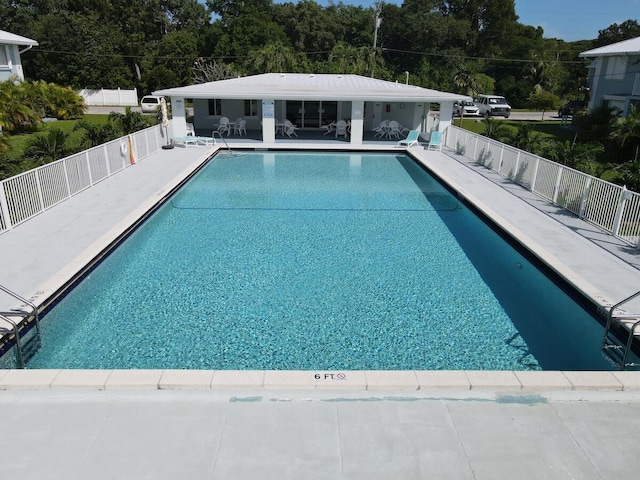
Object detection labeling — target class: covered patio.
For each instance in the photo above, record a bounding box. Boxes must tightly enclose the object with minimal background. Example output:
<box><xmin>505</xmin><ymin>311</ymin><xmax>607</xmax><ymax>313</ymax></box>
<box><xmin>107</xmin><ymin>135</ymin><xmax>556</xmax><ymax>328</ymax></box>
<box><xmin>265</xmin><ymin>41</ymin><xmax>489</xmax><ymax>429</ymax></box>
<box><xmin>154</xmin><ymin>73</ymin><xmax>467</xmax><ymax>145</ymax></box>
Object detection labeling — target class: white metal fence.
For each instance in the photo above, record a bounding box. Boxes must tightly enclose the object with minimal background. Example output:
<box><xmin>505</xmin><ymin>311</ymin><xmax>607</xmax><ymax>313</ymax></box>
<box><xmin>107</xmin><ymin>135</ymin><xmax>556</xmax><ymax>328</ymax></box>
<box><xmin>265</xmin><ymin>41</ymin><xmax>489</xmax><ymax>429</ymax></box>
<box><xmin>0</xmin><ymin>125</ymin><xmax>164</xmax><ymax>233</ymax></box>
<box><xmin>445</xmin><ymin>125</ymin><xmax>640</xmax><ymax>248</ymax></box>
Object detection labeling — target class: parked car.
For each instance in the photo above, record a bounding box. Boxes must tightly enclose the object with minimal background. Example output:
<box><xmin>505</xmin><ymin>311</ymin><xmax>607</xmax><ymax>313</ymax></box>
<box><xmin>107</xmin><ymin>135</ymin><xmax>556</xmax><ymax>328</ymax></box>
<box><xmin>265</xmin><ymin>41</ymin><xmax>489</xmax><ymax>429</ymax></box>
<box><xmin>558</xmin><ymin>100</ymin><xmax>588</xmax><ymax>117</ymax></box>
<box><xmin>453</xmin><ymin>100</ymin><xmax>479</xmax><ymax>117</ymax></box>
<box><xmin>140</xmin><ymin>95</ymin><xmax>164</xmax><ymax>113</ymax></box>
<box><xmin>475</xmin><ymin>94</ymin><xmax>511</xmax><ymax>118</ymax></box>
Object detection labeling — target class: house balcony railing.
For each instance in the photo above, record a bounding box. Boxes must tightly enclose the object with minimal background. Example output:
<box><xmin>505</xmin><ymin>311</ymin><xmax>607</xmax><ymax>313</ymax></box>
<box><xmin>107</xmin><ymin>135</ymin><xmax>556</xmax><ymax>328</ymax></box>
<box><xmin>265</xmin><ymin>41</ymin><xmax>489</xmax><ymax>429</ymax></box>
<box><xmin>444</xmin><ymin>125</ymin><xmax>640</xmax><ymax>248</ymax></box>
<box><xmin>0</xmin><ymin>124</ymin><xmax>166</xmax><ymax>233</ymax></box>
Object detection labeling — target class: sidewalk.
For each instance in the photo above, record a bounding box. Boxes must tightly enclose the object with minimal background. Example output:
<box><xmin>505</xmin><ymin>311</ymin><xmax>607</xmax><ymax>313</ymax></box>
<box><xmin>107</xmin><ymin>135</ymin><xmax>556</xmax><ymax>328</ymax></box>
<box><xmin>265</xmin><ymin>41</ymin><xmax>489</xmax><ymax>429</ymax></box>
<box><xmin>2</xmin><ymin>385</ymin><xmax>640</xmax><ymax>480</ymax></box>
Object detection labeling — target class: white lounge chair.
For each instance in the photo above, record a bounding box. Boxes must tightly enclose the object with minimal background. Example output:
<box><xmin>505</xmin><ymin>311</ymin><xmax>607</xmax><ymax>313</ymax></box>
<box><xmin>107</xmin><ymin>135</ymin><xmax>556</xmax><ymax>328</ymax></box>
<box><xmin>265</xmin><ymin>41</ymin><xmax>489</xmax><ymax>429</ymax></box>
<box><xmin>427</xmin><ymin>131</ymin><xmax>442</xmax><ymax>151</ymax></box>
<box><xmin>396</xmin><ymin>129</ymin><xmax>420</xmax><ymax>147</ymax></box>
<box><xmin>171</xmin><ymin>136</ymin><xmax>198</xmax><ymax>148</ymax></box>
<box><xmin>194</xmin><ymin>136</ymin><xmax>215</xmax><ymax>146</ymax></box>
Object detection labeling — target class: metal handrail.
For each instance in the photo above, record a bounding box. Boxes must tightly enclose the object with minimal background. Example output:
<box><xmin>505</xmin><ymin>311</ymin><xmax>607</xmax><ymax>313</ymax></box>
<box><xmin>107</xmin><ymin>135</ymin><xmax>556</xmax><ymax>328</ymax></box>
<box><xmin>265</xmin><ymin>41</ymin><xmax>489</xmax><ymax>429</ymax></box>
<box><xmin>0</xmin><ymin>313</ymin><xmax>24</xmax><ymax>367</ymax></box>
<box><xmin>604</xmin><ymin>290</ymin><xmax>640</xmax><ymax>329</ymax></box>
<box><xmin>212</xmin><ymin>131</ymin><xmax>231</xmax><ymax>152</ymax></box>
<box><xmin>0</xmin><ymin>284</ymin><xmax>40</xmax><ymax>336</ymax></box>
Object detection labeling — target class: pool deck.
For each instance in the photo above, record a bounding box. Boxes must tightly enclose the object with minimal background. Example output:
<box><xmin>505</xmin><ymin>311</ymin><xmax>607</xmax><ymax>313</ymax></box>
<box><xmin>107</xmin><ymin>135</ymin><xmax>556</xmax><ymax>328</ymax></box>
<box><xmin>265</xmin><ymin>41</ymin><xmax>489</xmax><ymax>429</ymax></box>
<box><xmin>2</xmin><ymin>140</ymin><xmax>640</xmax><ymax>478</ymax></box>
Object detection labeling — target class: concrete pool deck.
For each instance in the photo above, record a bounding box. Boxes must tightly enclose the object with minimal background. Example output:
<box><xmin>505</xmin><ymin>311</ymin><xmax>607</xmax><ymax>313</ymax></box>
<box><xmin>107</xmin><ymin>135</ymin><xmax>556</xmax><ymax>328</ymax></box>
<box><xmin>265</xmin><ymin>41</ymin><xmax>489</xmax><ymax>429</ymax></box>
<box><xmin>2</xmin><ymin>140</ymin><xmax>640</xmax><ymax>478</ymax></box>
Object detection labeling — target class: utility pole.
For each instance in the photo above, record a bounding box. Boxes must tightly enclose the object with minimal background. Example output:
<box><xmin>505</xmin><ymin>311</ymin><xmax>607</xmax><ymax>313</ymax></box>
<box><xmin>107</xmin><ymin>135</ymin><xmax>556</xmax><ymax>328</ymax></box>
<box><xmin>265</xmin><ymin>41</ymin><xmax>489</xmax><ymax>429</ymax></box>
<box><xmin>371</xmin><ymin>1</ymin><xmax>383</xmax><ymax>78</ymax></box>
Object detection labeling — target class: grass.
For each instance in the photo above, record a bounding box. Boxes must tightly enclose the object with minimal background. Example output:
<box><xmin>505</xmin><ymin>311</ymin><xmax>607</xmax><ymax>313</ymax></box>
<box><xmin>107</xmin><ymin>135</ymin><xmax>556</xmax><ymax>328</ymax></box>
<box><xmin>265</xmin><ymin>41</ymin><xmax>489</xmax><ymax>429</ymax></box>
<box><xmin>4</xmin><ymin>114</ymin><xmax>111</xmax><ymax>157</ymax></box>
<box><xmin>455</xmin><ymin>117</ymin><xmax>578</xmax><ymax>143</ymax></box>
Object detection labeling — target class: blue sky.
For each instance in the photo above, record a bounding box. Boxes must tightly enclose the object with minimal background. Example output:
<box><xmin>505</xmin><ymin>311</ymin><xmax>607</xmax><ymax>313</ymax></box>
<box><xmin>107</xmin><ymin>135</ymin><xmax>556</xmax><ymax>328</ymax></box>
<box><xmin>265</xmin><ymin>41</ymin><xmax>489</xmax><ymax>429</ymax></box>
<box><xmin>273</xmin><ymin>0</ymin><xmax>640</xmax><ymax>42</ymax></box>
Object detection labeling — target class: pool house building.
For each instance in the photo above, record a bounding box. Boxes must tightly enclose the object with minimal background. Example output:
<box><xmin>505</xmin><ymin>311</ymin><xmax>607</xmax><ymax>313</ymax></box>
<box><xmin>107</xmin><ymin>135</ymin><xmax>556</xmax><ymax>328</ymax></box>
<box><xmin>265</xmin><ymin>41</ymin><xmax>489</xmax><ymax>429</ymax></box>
<box><xmin>154</xmin><ymin>73</ymin><xmax>468</xmax><ymax>143</ymax></box>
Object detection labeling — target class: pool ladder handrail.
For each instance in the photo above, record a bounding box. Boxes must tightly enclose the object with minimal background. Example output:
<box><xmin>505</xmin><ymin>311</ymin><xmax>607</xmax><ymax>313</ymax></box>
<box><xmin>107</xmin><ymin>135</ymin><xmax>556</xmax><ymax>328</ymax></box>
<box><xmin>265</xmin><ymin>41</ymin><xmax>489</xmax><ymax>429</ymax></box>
<box><xmin>212</xmin><ymin>131</ymin><xmax>232</xmax><ymax>153</ymax></box>
<box><xmin>602</xmin><ymin>289</ymin><xmax>640</xmax><ymax>369</ymax></box>
<box><xmin>0</xmin><ymin>284</ymin><xmax>41</xmax><ymax>368</ymax></box>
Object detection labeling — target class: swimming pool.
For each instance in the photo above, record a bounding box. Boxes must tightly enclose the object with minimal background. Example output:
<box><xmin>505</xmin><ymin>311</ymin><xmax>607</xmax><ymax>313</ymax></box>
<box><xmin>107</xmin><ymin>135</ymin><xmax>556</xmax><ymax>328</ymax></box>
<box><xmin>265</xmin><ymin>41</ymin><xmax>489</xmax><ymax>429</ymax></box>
<box><xmin>26</xmin><ymin>151</ymin><xmax>613</xmax><ymax>370</ymax></box>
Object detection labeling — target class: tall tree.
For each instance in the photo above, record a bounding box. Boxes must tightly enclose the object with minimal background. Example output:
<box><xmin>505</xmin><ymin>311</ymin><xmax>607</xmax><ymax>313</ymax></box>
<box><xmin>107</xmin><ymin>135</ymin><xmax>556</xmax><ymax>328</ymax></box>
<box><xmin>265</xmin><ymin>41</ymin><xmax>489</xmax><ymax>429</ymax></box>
<box><xmin>594</xmin><ymin>20</ymin><xmax>640</xmax><ymax>47</ymax></box>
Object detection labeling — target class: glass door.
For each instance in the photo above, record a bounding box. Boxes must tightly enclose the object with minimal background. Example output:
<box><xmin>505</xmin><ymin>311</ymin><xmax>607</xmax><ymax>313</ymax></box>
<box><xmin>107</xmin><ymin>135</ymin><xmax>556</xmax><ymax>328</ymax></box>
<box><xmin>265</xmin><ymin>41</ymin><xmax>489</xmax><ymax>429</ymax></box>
<box><xmin>320</xmin><ymin>101</ymin><xmax>337</xmax><ymax>127</ymax></box>
<box><xmin>286</xmin><ymin>101</ymin><xmax>302</xmax><ymax>127</ymax></box>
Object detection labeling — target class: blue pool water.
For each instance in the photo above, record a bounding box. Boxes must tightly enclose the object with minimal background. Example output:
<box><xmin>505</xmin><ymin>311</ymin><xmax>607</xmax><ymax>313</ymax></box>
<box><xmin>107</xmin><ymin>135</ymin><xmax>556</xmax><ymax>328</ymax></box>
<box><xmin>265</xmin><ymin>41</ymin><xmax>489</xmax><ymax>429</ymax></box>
<box><xmin>28</xmin><ymin>151</ymin><xmax>612</xmax><ymax>370</ymax></box>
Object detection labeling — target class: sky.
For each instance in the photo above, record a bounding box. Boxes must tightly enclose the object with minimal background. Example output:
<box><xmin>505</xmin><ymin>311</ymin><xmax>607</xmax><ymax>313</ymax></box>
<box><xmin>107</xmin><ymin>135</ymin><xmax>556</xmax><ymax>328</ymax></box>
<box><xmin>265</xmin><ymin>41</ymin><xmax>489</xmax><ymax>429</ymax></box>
<box><xmin>300</xmin><ymin>0</ymin><xmax>640</xmax><ymax>42</ymax></box>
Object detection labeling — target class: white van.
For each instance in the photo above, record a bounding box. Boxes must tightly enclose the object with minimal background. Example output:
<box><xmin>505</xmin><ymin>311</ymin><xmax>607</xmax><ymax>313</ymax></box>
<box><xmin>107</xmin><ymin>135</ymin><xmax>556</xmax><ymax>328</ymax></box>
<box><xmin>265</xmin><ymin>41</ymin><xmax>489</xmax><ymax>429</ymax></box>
<box><xmin>140</xmin><ymin>95</ymin><xmax>164</xmax><ymax>113</ymax></box>
<box><xmin>475</xmin><ymin>95</ymin><xmax>511</xmax><ymax>118</ymax></box>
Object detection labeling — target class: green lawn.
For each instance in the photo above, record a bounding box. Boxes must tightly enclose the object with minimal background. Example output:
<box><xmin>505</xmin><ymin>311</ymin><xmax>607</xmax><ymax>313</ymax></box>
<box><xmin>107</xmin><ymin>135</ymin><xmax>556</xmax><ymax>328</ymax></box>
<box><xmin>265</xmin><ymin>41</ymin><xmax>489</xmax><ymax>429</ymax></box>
<box><xmin>4</xmin><ymin>114</ymin><xmax>111</xmax><ymax>157</ymax></box>
<box><xmin>455</xmin><ymin>118</ymin><xmax>577</xmax><ymax>143</ymax></box>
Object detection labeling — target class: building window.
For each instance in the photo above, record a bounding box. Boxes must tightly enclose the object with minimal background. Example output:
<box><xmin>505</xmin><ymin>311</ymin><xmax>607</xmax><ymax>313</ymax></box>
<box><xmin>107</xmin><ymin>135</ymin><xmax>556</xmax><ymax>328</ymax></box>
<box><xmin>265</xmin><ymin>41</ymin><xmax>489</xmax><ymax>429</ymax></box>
<box><xmin>605</xmin><ymin>56</ymin><xmax>626</xmax><ymax>80</ymax></box>
<box><xmin>208</xmin><ymin>99</ymin><xmax>221</xmax><ymax>116</ymax></box>
<box><xmin>244</xmin><ymin>99</ymin><xmax>258</xmax><ymax>117</ymax></box>
<box><xmin>0</xmin><ymin>46</ymin><xmax>10</xmax><ymax>69</ymax></box>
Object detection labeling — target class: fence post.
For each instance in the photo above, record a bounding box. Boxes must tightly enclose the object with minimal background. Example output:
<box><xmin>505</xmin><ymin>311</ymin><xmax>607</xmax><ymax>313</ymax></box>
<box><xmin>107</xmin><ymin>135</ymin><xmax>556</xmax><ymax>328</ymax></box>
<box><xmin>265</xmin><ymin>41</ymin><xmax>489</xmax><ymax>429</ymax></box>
<box><xmin>103</xmin><ymin>144</ymin><xmax>111</xmax><ymax>176</ymax></box>
<box><xmin>0</xmin><ymin>181</ymin><xmax>12</xmax><ymax>231</ymax></box>
<box><xmin>498</xmin><ymin>145</ymin><xmax>505</xmax><ymax>174</ymax></box>
<box><xmin>62</xmin><ymin>158</ymin><xmax>72</xmax><ymax>198</ymax></box>
<box><xmin>473</xmin><ymin>136</ymin><xmax>478</xmax><ymax>161</ymax></box>
<box><xmin>578</xmin><ymin>177</ymin><xmax>592</xmax><ymax>219</ymax></box>
<box><xmin>530</xmin><ymin>157</ymin><xmax>540</xmax><ymax>193</ymax></box>
<box><xmin>552</xmin><ymin>166</ymin><xmax>563</xmax><ymax>204</ymax></box>
<box><xmin>85</xmin><ymin>151</ymin><xmax>94</xmax><ymax>185</ymax></box>
<box><xmin>34</xmin><ymin>169</ymin><xmax>45</xmax><ymax>212</ymax></box>
<box><xmin>612</xmin><ymin>186</ymin><xmax>630</xmax><ymax>237</ymax></box>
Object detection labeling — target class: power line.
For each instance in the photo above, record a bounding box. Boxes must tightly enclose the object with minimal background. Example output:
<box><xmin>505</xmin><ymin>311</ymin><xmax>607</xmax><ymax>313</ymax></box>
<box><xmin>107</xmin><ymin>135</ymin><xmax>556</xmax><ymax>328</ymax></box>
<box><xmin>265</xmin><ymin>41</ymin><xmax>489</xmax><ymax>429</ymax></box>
<box><xmin>29</xmin><ymin>45</ymin><xmax>588</xmax><ymax>66</ymax></box>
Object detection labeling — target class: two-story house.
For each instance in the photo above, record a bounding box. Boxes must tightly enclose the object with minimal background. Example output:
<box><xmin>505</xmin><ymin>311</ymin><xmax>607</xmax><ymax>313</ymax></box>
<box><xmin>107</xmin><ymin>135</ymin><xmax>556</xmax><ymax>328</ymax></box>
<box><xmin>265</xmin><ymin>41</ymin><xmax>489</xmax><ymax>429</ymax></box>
<box><xmin>579</xmin><ymin>36</ymin><xmax>640</xmax><ymax>117</ymax></box>
<box><xmin>0</xmin><ymin>29</ymin><xmax>38</xmax><ymax>82</ymax></box>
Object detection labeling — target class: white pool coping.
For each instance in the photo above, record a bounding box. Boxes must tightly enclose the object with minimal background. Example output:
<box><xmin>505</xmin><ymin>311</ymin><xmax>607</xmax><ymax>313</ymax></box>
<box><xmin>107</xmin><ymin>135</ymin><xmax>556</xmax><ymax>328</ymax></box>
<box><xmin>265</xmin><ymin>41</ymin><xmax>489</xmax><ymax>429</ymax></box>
<box><xmin>1</xmin><ymin>369</ymin><xmax>639</xmax><ymax>391</ymax></box>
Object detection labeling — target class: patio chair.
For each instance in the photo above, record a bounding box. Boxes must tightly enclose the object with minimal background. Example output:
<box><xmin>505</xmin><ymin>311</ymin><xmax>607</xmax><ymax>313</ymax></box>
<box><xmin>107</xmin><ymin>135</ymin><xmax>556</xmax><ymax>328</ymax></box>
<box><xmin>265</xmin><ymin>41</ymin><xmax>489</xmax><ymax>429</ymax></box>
<box><xmin>396</xmin><ymin>129</ymin><xmax>420</xmax><ymax>148</ymax></box>
<box><xmin>387</xmin><ymin>121</ymin><xmax>402</xmax><ymax>139</ymax></box>
<box><xmin>234</xmin><ymin>119</ymin><xmax>247</xmax><ymax>136</ymax></box>
<box><xmin>372</xmin><ymin>120</ymin><xmax>388</xmax><ymax>138</ymax></box>
<box><xmin>186</xmin><ymin>123</ymin><xmax>195</xmax><ymax>136</ymax></box>
<box><xmin>283</xmin><ymin>119</ymin><xmax>298</xmax><ymax>137</ymax></box>
<box><xmin>323</xmin><ymin>121</ymin><xmax>336</xmax><ymax>135</ymax></box>
<box><xmin>335</xmin><ymin>120</ymin><xmax>348</xmax><ymax>138</ymax></box>
<box><xmin>214</xmin><ymin>117</ymin><xmax>230</xmax><ymax>136</ymax></box>
<box><xmin>426</xmin><ymin>131</ymin><xmax>442</xmax><ymax>151</ymax></box>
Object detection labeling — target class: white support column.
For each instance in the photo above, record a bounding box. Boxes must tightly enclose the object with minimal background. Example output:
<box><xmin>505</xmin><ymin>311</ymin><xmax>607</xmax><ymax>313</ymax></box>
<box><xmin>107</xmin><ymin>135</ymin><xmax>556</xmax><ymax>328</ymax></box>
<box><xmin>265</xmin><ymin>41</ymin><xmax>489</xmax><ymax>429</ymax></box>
<box><xmin>350</xmin><ymin>101</ymin><xmax>364</xmax><ymax>145</ymax></box>
<box><xmin>170</xmin><ymin>97</ymin><xmax>187</xmax><ymax>136</ymax></box>
<box><xmin>438</xmin><ymin>101</ymin><xmax>454</xmax><ymax>131</ymax></box>
<box><xmin>262</xmin><ymin>99</ymin><xmax>276</xmax><ymax>144</ymax></box>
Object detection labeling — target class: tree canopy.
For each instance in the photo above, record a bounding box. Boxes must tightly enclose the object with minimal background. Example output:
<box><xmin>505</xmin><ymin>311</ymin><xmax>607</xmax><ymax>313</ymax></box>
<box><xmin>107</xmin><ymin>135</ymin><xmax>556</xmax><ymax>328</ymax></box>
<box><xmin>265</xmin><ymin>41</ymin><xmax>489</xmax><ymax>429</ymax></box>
<box><xmin>1</xmin><ymin>0</ymin><xmax>636</xmax><ymax>107</ymax></box>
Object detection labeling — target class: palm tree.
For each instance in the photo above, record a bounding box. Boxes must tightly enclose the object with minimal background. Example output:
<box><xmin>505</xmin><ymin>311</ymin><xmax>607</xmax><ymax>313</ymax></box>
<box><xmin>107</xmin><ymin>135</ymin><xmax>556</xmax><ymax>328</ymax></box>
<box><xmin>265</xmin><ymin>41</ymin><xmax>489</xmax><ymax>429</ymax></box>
<box><xmin>23</xmin><ymin>127</ymin><xmax>72</xmax><ymax>166</ymax></box>
<box><xmin>505</xmin><ymin>123</ymin><xmax>547</xmax><ymax>155</ymax></box>
<box><xmin>611</xmin><ymin>105</ymin><xmax>640</xmax><ymax>162</ymax></box>
<box><xmin>480</xmin><ymin>117</ymin><xmax>508</xmax><ymax>141</ymax></box>
<box><xmin>108</xmin><ymin>107</ymin><xmax>150</xmax><ymax>135</ymax></box>
<box><xmin>74</xmin><ymin>120</ymin><xmax>120</xmax><ymax>148</ymax></box>
<box><xmin>0</xmin><ymin>78</ymin><xmax>41</xmax><ymax>132</ymax></box>
<box><xmin>543</xmin><ymin>139</ymin><xmax>603</xmax><ymax>173</ymax></box>
<box><xmin>453</xmin><ymin>66</ymin><xmax>479</xmax><ymax>98</ymax></box>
